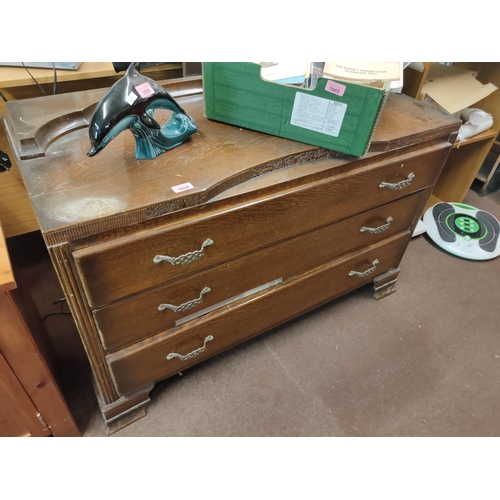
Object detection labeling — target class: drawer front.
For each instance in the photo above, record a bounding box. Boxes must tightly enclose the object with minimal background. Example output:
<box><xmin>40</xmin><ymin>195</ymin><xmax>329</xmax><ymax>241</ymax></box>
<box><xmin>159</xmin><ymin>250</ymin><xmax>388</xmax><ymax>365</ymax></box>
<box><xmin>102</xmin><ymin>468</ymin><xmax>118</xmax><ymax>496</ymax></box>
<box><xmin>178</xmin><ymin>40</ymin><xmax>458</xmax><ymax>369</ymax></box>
<box><xmin>95</xmin><ymin>192</ymin><xmax>426</xmax><ymax>352</ymax></box>
<box><xmin>107</xmin><ymin>232</ymin><xmax>409</xmax><ymax>396</ymax></box>
<box><xmin>74</xmin><ymin>144</ymin><xmax>449</xmax><ymax>308</ymax></box>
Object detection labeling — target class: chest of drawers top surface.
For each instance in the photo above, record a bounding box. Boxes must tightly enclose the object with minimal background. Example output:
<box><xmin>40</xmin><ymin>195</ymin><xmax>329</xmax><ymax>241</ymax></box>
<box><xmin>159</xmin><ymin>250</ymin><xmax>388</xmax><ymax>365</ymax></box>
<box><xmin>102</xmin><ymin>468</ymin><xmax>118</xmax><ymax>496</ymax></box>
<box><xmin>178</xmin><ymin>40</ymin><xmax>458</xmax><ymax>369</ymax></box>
<box><xmin>4</xmin><ymin>85</ymin><xmax>460</xmax><ymax>242</ymax></box>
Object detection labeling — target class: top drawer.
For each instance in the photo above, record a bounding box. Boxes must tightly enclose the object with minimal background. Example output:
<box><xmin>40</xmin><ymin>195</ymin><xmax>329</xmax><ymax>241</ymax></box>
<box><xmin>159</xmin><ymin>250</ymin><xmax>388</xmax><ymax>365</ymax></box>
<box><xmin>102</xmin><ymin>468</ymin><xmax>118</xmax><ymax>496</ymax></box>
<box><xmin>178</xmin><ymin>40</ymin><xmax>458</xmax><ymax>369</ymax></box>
<box><xmin>73</xmin><ymin>143</ymin><xmax>450</xmax><ymax>308</ymax></box>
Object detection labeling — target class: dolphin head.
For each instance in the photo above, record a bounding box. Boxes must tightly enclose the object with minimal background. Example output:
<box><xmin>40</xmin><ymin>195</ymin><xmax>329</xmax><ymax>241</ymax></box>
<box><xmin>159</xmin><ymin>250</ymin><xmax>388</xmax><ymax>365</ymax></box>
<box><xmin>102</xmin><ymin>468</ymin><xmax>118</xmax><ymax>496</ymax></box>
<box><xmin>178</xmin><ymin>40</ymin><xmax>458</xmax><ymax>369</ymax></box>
<box><xmin>87</xmin><ymin>109</ymin><xmax>110</xmax><ymax>156</ymax></box>
<box><xmin>88</xmin><ymin>112</ymin><xmax>137</xmax><ymax>157</ymax></box>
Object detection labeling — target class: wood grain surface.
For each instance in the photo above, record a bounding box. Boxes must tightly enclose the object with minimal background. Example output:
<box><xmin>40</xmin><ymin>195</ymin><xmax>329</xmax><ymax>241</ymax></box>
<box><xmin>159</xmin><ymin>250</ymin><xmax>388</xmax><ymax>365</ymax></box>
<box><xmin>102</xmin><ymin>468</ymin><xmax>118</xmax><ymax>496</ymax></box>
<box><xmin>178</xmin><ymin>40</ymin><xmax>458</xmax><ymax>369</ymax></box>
<box><xmin>107</xmin><ymin>233</ymin><xmax>409</xmax><ymax>395</ymax></box>
<box><xmin>0</xmin><ymin>221</ymin><xmax>15</xmax><ymax>293</ymax></box>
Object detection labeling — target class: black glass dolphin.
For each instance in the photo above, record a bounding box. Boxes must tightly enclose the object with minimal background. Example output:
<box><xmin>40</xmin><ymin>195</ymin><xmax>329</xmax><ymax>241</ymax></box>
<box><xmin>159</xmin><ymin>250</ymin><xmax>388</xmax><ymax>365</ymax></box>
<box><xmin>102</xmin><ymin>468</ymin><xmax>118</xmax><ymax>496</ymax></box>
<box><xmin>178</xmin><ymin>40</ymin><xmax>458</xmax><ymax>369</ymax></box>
<box><xmin>87</xmin><ymin>62</ymin><xmax>198</xmax><ymax>159</ymax></box>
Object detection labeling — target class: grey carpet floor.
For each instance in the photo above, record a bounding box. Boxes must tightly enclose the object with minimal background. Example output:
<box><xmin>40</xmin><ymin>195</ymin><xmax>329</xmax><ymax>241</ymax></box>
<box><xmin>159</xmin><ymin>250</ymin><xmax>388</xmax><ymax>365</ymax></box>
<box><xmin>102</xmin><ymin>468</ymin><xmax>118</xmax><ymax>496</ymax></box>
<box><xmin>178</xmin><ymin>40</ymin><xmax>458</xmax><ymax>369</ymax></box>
<box><xmin>8</xmin><ymin>187</ymin><xmax>500</xmax><ymax>437</ymax></box>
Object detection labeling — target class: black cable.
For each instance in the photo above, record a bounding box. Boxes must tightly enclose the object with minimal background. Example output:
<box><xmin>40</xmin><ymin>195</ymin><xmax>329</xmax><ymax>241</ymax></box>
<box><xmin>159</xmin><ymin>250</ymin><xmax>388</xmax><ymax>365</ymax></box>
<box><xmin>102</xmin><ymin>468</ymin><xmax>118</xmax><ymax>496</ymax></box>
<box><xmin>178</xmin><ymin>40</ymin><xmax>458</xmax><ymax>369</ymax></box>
<box><xmin>21</xmin><ymin>62</ymin><xmax>47</xmax><ymax>96</ymax></box>
<box><xmin>42</xmin><ymin>297</ymin><xmax>72</xmax><ymax>322</ymax></box>
<box><xmin>0</xmin><ymin>91</ymin><xmax>7</xmax><ymax>102</ymax></box>
<box><xmin>52</xmin><ymin>62</ymin><xmax>57</xmax><ymax>95</ymax></box>
<box><xmin>42</xmin><ymin>311</ymin><xmax>72</xmax><ymax>321</ymax></box>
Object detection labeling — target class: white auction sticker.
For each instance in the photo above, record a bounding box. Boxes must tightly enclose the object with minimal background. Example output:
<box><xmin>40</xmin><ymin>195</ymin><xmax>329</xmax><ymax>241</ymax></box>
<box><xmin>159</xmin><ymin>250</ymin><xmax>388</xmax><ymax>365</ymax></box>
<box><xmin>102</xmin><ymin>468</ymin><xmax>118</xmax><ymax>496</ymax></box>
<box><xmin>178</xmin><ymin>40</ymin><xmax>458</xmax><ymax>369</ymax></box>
<box><xmin>171</xmin><ymin>182</ymin><xmax>194</xmax><ymax>193</ymax></box>
<box><xmin>126</xmin><ymin>91</ymin><xmax>138</xmax><ymax>105</ymax></box>
<box><xmin>290</xmin><ymin>92</ymin><xmax>347</xmax><ymax>137</ymax></box>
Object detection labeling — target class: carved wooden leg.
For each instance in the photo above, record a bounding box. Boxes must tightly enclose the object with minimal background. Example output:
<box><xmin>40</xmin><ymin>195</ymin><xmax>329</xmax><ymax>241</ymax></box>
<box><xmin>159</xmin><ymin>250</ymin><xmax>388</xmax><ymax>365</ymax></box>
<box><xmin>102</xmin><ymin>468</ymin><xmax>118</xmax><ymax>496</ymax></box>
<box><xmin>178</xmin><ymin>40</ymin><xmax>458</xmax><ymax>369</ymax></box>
<box><xmin>372</xmin><ymin>267</ymin><xmax>400</xmax><ymax>300</ymax></box>
<box><xmin>93</xmin><ymin>380</ymin><xmax>155</xmax><ymax>435</ymax></box>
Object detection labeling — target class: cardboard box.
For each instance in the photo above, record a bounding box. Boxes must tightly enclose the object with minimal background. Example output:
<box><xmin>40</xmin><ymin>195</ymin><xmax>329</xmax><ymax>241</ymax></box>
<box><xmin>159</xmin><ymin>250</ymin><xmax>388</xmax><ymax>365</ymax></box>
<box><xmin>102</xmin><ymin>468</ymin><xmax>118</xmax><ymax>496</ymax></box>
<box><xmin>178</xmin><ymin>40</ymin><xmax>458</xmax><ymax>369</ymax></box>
<box><xmin>203</xmin><ymin>62</ymin><xmax>389</xmax><ymax>157</ymax></box>
<box><xmin>421</xmin><ymin>63</ymin><xmax>497</xmax><ymax>115</ymax></box>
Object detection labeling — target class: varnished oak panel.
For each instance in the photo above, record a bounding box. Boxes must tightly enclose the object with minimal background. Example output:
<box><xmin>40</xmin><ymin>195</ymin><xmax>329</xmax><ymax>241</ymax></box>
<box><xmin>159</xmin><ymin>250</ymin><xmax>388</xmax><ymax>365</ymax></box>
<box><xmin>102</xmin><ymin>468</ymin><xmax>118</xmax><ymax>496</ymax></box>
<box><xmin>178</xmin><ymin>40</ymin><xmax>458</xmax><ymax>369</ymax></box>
<box><xmin>74</xmin><ymin>144</ymin><xmax>450</xmax><ymax>308</ymax></box>
<box><xmin>95</xmin><ymin>192</ymin><xmax>427</xmax><ymax>352</ymax></box>
<box><xmin>108</xmin><ymin>233</ymin><xmax>409</xmax><ymax>396</ymax></box>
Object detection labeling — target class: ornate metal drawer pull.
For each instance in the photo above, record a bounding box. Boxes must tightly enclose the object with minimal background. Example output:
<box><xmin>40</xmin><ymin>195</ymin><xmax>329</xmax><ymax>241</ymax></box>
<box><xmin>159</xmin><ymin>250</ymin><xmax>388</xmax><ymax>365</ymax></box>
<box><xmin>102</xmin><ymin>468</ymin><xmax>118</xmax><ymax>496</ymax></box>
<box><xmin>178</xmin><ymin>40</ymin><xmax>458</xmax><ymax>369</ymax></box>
<box><xmin>379</xmin><ymin>172</ymin><xmax>415</xmax><ymax>190</ymax></box>
<box><xmin>158</xmin><ymin>287</ymin><xmax>211</xmax><ymax>312</ymax></box>
<box><xmin>349</xmin><ymin>259</ymin><xmax>379</xmax><ymax>278</ymax></box>
<box><xmin>166</xmin><ymin>335</ymin><xmax>214</xmax><ymax>362</ymax></box>
<box><xmin>153</xmin><ymin>238</ymin><xmax>214</xmax><ymax>265</ymax></box>
<box><xmin>360</xmin><ymin>217</ymin><xmax>393</xmax><ymax>234</ymax></box>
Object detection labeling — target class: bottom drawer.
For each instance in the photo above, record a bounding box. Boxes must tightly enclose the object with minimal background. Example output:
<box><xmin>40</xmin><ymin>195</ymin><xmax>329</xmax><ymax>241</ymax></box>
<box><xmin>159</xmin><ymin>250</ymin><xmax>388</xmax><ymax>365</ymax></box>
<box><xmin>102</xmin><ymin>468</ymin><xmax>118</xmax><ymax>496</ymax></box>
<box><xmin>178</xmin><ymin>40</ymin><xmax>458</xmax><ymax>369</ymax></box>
<box><xmin>107</xmin><ymin>232</ymin><xmax>409</xmax><ymax>396</ymax></box>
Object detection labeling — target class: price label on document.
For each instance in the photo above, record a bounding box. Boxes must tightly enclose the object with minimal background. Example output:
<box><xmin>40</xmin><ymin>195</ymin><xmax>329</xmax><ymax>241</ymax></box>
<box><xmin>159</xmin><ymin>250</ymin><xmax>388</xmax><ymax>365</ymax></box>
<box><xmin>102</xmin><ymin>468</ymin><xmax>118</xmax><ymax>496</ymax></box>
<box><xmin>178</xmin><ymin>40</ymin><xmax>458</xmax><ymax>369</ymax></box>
<box><xmin>290</xmin><ymin>92</ymin><xmax>347</xmax><ymax>137</ymax></box>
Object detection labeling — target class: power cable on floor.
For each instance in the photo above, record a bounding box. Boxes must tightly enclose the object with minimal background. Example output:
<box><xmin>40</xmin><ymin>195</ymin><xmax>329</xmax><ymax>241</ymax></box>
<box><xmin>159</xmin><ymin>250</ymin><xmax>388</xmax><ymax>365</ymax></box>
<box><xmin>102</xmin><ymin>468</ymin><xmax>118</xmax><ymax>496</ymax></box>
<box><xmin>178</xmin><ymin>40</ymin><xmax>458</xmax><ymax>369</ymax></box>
<box><xmin>43</xmin><ymin>297</ymin><xmax>72</xmax><ymax>322</ymax></box>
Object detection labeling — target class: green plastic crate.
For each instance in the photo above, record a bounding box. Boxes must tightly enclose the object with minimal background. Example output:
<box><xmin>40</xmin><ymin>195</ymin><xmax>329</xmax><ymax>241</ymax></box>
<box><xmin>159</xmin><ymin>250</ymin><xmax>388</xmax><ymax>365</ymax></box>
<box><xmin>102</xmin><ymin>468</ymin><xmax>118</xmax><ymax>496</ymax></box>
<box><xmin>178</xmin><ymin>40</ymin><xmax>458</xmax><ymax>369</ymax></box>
<box><xmin>203</xmin><ymin>62</ymin><xmax>388</xmax><ymax>157</ymax></box>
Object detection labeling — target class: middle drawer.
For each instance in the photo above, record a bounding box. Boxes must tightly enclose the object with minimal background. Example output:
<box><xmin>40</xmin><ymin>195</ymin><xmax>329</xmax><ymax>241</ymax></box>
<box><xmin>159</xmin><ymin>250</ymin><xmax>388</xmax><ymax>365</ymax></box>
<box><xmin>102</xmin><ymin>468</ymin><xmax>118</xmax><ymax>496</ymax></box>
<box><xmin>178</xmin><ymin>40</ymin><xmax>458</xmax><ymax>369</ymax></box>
<box><xmin>94</xmin><ymin>192</ymin><xmax>425</xmax><ymax>352</ymax></box>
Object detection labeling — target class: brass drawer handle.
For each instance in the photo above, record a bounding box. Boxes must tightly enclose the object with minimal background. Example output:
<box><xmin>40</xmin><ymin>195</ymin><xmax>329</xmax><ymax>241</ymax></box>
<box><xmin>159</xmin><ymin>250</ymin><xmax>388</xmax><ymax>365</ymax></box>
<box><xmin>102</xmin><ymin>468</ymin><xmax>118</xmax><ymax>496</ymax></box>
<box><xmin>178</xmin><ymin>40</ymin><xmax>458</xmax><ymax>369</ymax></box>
<box><xmin>158</xmin><ymin>286</ymin><xmax>211</xmax><ymax>313</ymax></box>
<box><xmin>349</xmin><ymin>259</ymin><xmax>379</xmax><ymax>278</ymax></box>
<box><xmin>166</xmin><ymin>335</ymin><xmax>214</xmax><ymax>362</ymax></box>
<box><xmin>379</xmin><ymin>172</ymin><xmax>415</xmax><ymax>190</ymax></box>
<box><xmin>360</xmin><ymin>217</ymin><xmax>393</xmax><ymax>234</ymax></box>
<box><xmin>153</xmin><ymin>238</ymin><xmax>214</xmax><ymax>265</ymax></box>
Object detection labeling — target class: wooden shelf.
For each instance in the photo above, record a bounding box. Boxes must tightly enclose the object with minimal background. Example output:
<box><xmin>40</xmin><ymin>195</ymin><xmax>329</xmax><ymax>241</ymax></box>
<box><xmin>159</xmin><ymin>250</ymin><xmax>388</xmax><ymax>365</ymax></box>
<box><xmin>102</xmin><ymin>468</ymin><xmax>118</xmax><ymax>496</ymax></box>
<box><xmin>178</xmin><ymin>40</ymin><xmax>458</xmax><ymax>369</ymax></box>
<box><xmin>423</xmin><ymin>194</ymin><xmax>442</xmax><ymax>215</ymax></box>
<box><xmin>476</xmin><ymin>172</ymin><xmax>488</xmax><ymax>183</ymax></box>
<box><xmin>475</xmin><ymin>134</ymin><xmax>500</xmax><ymax>196</ymax></box>
<box><xmin>403</xmin><ymin>62</ymin><xmax>500</xmax><ymax>204</ymax></box>
<box><xmin>453</xmin><ymin>129</ymin><xmax>497</xmax><ymax>148</ymax></box>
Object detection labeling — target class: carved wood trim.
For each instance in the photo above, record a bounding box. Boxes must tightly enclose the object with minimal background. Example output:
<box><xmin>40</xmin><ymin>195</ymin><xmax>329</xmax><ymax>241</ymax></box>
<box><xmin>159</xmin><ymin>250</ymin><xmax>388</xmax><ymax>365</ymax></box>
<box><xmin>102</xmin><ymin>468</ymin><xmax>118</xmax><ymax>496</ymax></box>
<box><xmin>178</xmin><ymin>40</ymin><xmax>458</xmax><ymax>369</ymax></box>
<box><xmin>44</xmin><ymin>211</ymin><xmax>146</xmax><ymax>246</ymax></box>
<box><xmin>43</xmin><ymin>148</ymin><xmax>342</xmax><ymax>246</ymax></box>
<box><xmin>48</xmin><ymin>244</ymin><xmax>120</xmax><ymax>404</ymax></box>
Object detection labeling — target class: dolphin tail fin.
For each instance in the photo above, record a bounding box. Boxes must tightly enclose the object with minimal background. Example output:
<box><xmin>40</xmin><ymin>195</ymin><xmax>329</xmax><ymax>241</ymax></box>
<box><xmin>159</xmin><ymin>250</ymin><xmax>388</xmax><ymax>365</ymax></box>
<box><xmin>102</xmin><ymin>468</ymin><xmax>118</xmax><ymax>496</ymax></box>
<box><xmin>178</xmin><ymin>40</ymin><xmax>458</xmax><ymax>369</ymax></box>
<box><xmin>127</xmin><ymin>62</ymin><xmax>141</xmax><ymax>76</ymax></box>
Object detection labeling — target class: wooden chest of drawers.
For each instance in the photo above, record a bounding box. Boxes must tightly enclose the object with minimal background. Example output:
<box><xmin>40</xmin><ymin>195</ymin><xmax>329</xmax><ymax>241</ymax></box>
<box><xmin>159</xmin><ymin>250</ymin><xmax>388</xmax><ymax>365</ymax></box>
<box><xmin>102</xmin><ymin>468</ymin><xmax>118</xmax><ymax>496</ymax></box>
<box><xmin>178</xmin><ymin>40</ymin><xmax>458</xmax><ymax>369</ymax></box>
<box><xmin>3</xmin><ymin>79</ymin><xmax>461</xmax><ymax>434</ymax></box>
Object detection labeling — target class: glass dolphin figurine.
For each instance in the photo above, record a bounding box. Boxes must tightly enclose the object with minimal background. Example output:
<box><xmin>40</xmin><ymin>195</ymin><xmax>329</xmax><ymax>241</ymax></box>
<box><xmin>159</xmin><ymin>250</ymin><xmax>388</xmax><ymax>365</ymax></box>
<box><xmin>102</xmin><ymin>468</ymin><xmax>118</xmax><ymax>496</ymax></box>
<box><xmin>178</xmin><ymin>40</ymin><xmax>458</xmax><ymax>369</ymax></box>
<box><xmin>87</xmin><ymin>62</ymin><xmax>198</xmax><ymax>159</ymax></box>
